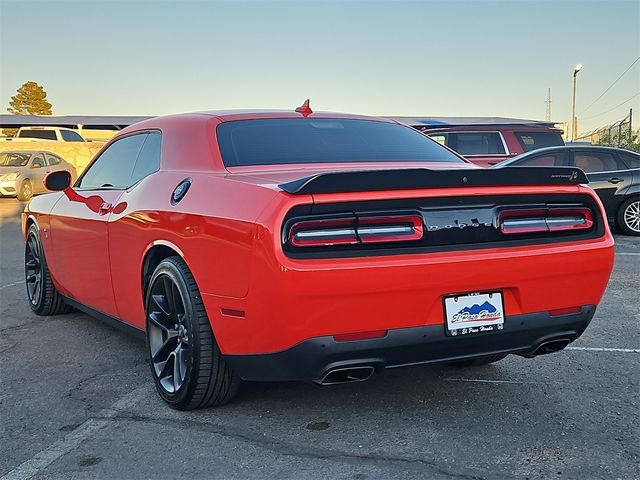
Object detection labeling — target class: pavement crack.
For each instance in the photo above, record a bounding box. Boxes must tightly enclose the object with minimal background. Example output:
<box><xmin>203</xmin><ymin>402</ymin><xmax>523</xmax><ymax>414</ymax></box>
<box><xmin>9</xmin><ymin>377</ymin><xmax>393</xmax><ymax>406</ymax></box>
<box><xmin>108</xmin><ymin>413</ymin><xmax>489</xmax><ymax>480</ymax></box>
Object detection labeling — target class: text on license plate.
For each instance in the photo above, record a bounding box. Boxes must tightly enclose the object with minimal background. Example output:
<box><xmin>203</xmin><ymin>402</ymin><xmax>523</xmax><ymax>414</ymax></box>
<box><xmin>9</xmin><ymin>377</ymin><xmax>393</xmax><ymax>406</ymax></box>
<box><xmin>443</xmin><ymin>291</ymin><xmax>504</xmax><ymax>336</ymax></box>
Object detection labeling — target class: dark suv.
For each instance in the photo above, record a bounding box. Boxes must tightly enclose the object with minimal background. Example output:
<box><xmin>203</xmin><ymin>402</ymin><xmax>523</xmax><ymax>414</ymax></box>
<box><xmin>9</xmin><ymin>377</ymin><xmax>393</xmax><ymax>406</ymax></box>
<box><xmin>389</xmin><ymin>117</ymin><xmax>564</xmax><ymax>168</ymax></box>
<box><xmin>496</xmin><ymin>146</ymin><xmax>640</xmax><ymax>236</ymax></box>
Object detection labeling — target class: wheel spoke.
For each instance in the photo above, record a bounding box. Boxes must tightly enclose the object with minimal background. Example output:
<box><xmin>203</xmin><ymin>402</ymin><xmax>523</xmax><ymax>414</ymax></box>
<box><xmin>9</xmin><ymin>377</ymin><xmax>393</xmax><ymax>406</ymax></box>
<box><xmin>151</xmin><ymin>293</ymin><xmax>171</xmax><ymax>317</ymax></box>
<box><xmin>162</xmin><ymin>277</ymin><xmax>175</xmax><ymax>317</ymax></box>
<box><xmin>148</xmin><ymin>311</ymin><xmax>172</xmax><ymax>332</ymax></box>
<box><xmin>177</xmin><ymin>345</ymin><xmax>188</xmax><ymax>382</ymax></box>
<box><xmin>32</xmin><ymin>279</ymin><xmax>41</xmax><ymax>302</ymax></box>
<box><xmin>28</xmin><ymin>238</ymin><xmax>39</xmax><ymax>262</ymax></box>
<box><xmin>151</xmin><ymin>334</ymin><xmax>178</xmax><ymax>362</ymax></box>
<box><xmin>173</xmin><ymin>348</ymin><xmax>182</xmax><ymax>391</ymax></box>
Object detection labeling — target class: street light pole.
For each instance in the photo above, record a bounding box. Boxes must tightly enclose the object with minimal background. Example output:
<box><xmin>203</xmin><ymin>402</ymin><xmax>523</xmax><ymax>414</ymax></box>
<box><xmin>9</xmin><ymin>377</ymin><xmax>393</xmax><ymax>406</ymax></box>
<box><xmin>571</xmin><ymin>64</ymin><xmax>583</xmax><ymax>141</ymax></box>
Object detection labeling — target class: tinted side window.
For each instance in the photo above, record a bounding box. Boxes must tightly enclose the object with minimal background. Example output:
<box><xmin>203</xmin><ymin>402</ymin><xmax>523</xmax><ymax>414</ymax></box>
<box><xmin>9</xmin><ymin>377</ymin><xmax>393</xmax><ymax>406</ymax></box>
<box><xmin>515</xmin><ymin>132</ymin><xmax>564</xmax><ymax>152</ymax></box>
<box><xmin>60</xmin><ymin>130</ymin><xmax>84</xmax><ymax>142</ymax></box>
<box><xmin>45</xmin><ymin>153</ymin><xmax>61</xmax><ymax>166</ymax></box>
<box><xmin>618</xmin><ymin>151</ymin><xmax>640</xmax><ymax>169</ymax></box>
<box><xmin>573</xmin><ymin>152</ymin><xmax>626</xmax><ymax>173</ymax></box>
<box><xmin>19</xmin><ymin>130</ymin><xmax>57</xmax><ymax>140</ymax></box>
<box><xmin>516</xmin><ymin>152</ymin><xmax>565</xmax><ymax>166</ymax></box>
<box><xmin>78</xmin><ymin>134</ymin><xmax>147</xmax><ymax>189</ymax></box>
<box><xmin>31</xmin><ymin>154</ymin><xmax>45</xmax><ymax>167</ymax></box>
<box><xmin>448</xmin><ymin>133</ymin><xmax>506</xmax><ymax>155</ymax></box>
<box><xmin>130</xmin><ymin>132</ymin><xmax>161</xmax><ymax>185</ymax></box>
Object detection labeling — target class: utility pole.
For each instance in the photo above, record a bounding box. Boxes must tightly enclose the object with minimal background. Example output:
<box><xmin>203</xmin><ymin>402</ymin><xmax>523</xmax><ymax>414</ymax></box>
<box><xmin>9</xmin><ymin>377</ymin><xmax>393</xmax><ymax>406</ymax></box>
<box><xmin>571</xmin><ymin>64</ymin><xmax>583</xmax><ymax>141</ymax></box>
<box><xmin>545</xmin><ymin>88</ymin><xmax>552</xmax><ymax>121</ymax></box>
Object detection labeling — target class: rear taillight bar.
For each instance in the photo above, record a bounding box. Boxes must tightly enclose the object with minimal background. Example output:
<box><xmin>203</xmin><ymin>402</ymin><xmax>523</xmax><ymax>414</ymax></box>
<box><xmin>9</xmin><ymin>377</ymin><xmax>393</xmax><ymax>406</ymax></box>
<box><xmin>499</xmin><ymin>207</ymin><xmax>593</xmax><ymax>235</ymax></box>
<box><xmin>288</xmin><ymin>214</ymin><xmax>424</xmax><ymax>247</ymax></box>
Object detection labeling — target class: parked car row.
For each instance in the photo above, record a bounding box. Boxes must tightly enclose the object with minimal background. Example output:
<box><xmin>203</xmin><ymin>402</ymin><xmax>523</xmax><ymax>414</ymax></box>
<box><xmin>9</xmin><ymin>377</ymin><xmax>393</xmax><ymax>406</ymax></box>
<box><xmin>0</xmin><ymin>150</ymin><xmax>77</xmax><ymax>201</ymax></box>
<box><xmin>390</xmin><ymin>117</ymin><xmax>565</xmax><ymax>168</ymax></box>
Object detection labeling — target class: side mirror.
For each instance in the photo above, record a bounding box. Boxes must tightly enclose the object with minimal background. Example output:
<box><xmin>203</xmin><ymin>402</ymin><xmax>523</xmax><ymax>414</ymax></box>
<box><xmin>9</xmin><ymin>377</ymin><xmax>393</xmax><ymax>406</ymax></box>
<box><xmin>31</xmin><ymin>163</ymin><xmax>43</xmax><ymax>169</ymax></box>
<box><xmin>45</xmin><ymin>170</ymin><xmax>72</xmax><ymax>191</ymax></box>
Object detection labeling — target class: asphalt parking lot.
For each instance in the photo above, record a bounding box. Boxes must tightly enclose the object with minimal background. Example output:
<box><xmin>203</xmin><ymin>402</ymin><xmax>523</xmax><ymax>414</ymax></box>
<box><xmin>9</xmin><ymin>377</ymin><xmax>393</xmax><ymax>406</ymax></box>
<box><xmin>0</xmin><ymin>197</ymin><xmax>638</xmax><ymax>480</ymax></box>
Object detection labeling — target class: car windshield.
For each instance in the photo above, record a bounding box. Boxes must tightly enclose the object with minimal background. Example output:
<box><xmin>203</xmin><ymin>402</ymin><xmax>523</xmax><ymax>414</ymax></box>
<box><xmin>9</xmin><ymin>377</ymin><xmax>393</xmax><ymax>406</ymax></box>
<box><xmin>217</xmin><ymin>118</ymin><xmax>464</xmax><ymax>167</ymax></box>
<box><xmin>0</xmin><ymin>152</ymin><xmax>31</xmax><ymax>166</ymax></box>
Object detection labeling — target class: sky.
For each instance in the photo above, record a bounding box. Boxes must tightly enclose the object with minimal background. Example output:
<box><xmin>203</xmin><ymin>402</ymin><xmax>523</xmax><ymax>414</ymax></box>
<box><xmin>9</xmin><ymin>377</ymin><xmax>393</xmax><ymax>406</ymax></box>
<box><xmin>0</xmin><ymin>0</ymin><xmax>639</xmax><ymax>133</ymax></box>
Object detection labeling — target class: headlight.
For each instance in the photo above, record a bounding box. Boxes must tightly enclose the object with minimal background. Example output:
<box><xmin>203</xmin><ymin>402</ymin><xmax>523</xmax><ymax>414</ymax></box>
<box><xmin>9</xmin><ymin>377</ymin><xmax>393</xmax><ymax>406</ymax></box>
<box><xmin>1</xmin><ymin>172</ymin><xmax>20</xmax><ymax>182</ymax></box>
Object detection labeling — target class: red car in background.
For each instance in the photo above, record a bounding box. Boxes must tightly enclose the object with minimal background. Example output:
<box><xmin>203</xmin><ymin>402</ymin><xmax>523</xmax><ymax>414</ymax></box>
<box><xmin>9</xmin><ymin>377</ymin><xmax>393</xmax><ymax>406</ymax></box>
<box><xmin>23</xmin><ymin>106</ymin><xmax>613</xmax><ymax>409</ymax></box>
<box><xmin>389</xmin><ymin>117</ymin><xmax>565</xmax><ymax>167</ymax></box>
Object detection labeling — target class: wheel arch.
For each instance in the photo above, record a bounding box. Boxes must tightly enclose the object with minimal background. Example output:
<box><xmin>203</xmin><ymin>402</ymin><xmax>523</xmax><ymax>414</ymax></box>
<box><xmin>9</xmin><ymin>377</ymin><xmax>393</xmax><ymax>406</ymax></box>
<box><xmin>140</xmin><ymin>240</ymin><xmax>186</xmax><ymax>305</ymax></box>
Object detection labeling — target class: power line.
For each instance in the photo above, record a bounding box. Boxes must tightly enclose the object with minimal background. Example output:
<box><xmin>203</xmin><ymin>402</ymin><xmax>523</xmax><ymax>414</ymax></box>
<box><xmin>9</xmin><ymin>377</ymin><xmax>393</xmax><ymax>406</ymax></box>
<box><xmin>579</xmin><ymin>56</ymin><xmax>640</xmax><ymax>115</ymax></box>
<box><xmin>583</xmin><ymin>91</ymin><xmax>640</xmax><ymax>120</ymax></box>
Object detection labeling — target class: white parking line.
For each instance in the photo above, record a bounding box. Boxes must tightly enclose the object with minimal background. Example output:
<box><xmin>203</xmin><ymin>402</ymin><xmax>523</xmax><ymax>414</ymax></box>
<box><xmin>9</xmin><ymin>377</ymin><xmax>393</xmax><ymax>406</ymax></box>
<box><xmin>616</xmin><ymin>252</ymin><xmax>640</xmax><ymax>256</ymax></box>
<box><xmin>0</xmin><ymin>280</ymin><xmax>25</xmax><ymax>291</ymax></box>
<box><xmin>1</xmin><ymin>386</ymin><xmax>148</xmax><ymax>480</ymax></box>
<box><xmin>444</xmin><ymin>378</ymin><xmax>535</xmax><ymax>384</ymax></box>
<box><xmin>566</xmin><ymin>346</ymin><xmax>639</xmax><ymax>353</ymax></box>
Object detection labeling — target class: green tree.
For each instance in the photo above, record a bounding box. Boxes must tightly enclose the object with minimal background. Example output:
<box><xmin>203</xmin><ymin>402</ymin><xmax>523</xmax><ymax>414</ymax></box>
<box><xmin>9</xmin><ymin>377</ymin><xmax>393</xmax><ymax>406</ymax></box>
<box><xmin>3</xmin><ymin>81</ymin><xmax>53</xmax><ymax>137</ymax></box>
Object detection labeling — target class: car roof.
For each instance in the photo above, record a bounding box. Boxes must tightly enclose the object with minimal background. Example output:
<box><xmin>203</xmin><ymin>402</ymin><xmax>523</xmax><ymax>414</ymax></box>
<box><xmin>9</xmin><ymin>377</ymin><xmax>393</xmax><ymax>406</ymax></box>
<box><xmin>0</xmin><ymin>150</ymin><xmax>59</xmax><ymax>155</ymax></box>
<box><xmin>497</xmin><ymin>145</ymin><xmax>638</xmax><ymax>167</ymax></box>
<box><xmin>124</xmin><ymin>110</ymin><xmax>394</xmax><ymax>131</ymax></box>
<box><xmin>517</xmin><ymin>145</ymin><xmax>638</xmax><ymax>156</ymax></box>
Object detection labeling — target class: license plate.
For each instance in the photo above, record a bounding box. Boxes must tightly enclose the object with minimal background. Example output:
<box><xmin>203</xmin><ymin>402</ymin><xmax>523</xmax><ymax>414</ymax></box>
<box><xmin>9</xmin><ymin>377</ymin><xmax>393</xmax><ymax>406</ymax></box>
<box><xmin>443</xmin><ymin>291</ymin><xmax>505</xmax><ymax>336</ymax></box>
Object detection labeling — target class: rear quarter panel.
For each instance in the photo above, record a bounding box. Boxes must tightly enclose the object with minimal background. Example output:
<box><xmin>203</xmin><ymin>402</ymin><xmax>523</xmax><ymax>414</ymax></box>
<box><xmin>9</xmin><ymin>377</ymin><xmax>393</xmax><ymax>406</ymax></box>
<box><xmin>107</xmin><ymin>171</ymin><xmax>281</xmax><ymax>329</ymax></box>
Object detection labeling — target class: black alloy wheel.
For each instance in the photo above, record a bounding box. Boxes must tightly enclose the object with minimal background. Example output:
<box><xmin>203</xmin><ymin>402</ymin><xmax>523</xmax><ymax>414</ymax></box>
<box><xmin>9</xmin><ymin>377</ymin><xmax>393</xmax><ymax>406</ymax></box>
<box><xmin>145</xmin><ymin>257</ymin><xmax>240</xmax><ymax>409</ymax></box>
<box><xmin>24</xmin><ymin>224</ymin><xmax>70</xmax><ymax>315</ymax></box>
<box><xmin>148</xmin><ymin>274</ymin><xmax>190</xmax><ymax>393</ymax></box>
<box><xmin>25</xmin><ymin>232</ymin><xmax>42</xmax><ymax>307</ymax></box>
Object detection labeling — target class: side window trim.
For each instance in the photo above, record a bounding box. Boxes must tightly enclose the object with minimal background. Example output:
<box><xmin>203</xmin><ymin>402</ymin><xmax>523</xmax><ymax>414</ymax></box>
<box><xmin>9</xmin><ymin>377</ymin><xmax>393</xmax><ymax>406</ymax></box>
<box><xmin>127</xmin><ymin>131</ymin><xmax>162</xmax><ymax>190</ymax></box>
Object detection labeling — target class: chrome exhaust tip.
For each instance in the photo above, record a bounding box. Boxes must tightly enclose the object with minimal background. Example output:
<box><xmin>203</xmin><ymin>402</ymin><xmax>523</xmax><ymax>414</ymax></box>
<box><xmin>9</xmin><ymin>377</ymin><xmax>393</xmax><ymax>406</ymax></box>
<box><xmin>316</xmin><ymin>366</ymin><xmax>375</xmax><ymax>386</ymax></box>
<box><xmin>534</xmin><ymin>338</ymin><xmax>571</xmax><ymax>356</ymax></box>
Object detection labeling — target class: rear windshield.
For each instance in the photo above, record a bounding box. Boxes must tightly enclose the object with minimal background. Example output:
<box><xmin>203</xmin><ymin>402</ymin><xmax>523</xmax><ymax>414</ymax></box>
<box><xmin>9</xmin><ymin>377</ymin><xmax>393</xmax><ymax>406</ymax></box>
<box><xmin>18</xmin><ymin>130</ymin><xmax>57</xmax><ymax>140</ymax></box>
<box><xmin>217</xmin><ymin>119</ymin><xmax>463</xmax><ymax>167</ymax></box>
<box><xmin>515</xmin><ymin>131</ymin><xmax>564</xmax><ymax>152</ymax></box>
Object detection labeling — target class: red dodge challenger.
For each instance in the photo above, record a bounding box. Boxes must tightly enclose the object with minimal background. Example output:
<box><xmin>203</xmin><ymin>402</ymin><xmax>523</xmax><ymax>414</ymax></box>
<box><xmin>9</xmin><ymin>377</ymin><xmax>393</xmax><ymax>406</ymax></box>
<box><xmin>22</xmin><ymin>105</ymin><xmax>614</xmax><ymax>409</ymax></box>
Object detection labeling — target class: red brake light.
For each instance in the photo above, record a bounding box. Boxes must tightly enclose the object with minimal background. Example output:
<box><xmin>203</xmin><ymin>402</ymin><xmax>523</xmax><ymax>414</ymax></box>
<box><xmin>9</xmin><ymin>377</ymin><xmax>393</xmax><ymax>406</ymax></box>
<box><xmin>288</xmin><ymin>214</ymin><xmax>424</xmax><ymax>248</ymax></box>
<box><xmin>499</xmin><ymin>207</ymin><xmax>593</xmax><ymax>235</ymax></box>
<box><xmin>549</xmin><ymin>306</ymin><xmax>581</xmax><ymax>316</ymax></box>
<box><xmin>289</xmin><ymin>218</ymin><xmax>358</xmax><ymax>247</ymax></box>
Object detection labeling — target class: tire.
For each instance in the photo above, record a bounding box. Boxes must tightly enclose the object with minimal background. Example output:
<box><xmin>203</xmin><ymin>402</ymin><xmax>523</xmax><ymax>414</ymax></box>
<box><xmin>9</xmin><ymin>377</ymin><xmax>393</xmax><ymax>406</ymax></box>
<box><xmin>25</xmin><ymin>224</ymin><xmax>70</xmax><ymax>315</ymax></box>
<box><xmin>145</xmin><ymin>256</ymin><xmax>240</xmax><ymax>409</ymax></box>
<box><xmin>616</xmin><ymin>196</ymin><xmax>640</xmax><ymax>236</ymax></box>
<box><xmin>17</xmin><ymin>180</ymin><xmax>33</xmax><ymax>202</ymax></box>
<box><xmin>447</xmin><ymin>354</ymin><xmax>508</xmax><ymax>367</ymax></box>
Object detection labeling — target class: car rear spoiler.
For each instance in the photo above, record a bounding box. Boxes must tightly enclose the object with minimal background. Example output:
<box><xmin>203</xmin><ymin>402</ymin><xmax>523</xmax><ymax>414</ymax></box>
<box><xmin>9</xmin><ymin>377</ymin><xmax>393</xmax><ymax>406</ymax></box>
<box><xmin>278</xmin><ymin>167</ymin><xmax>588</xmax><ymax>195</ymax></box>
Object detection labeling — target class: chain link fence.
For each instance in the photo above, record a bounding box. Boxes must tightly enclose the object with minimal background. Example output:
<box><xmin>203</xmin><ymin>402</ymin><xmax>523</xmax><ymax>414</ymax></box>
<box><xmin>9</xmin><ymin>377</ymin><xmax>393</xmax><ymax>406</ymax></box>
<box><xmin>576</xmin><ymin>109</ymin><xmax>637</xmax><ymax>150</ymax></box>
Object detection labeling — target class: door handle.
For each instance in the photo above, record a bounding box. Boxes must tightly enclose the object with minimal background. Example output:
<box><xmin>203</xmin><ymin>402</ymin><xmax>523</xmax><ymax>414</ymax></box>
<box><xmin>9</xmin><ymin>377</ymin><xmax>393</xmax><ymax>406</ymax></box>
<box><xmin>608</xmin><ymin>177</ymin><xmax>623</xmax><ymax>184</ymax></box>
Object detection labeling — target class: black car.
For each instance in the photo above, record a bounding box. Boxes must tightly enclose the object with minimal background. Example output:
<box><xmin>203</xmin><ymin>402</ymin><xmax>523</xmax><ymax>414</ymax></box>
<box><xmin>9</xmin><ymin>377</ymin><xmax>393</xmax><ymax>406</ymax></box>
<box><xmin>495</xmin><ymin>146</ymin><xmax>640</xmax><ymax>235</ymax></box>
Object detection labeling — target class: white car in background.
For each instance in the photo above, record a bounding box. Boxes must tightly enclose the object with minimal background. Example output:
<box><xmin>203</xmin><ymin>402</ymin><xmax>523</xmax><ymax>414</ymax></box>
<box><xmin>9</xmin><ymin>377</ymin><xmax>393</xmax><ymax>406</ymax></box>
<box><xmin>0</xmin><ymin>150</ymin><xmax>77</xmax><ymax>201</ymax></box>
<box><xmin>2</xmin><ymin>126</ymin><xmax>87</xmax><ymax>142</ymax></box>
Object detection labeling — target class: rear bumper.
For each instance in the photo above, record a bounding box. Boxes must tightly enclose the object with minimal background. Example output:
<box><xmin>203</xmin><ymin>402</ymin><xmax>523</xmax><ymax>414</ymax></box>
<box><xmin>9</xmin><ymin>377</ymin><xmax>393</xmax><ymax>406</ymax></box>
<box><xmin>226</xmin><ymin>305</ymin><xmax>595</xmax><ymax>382</ymax></box>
